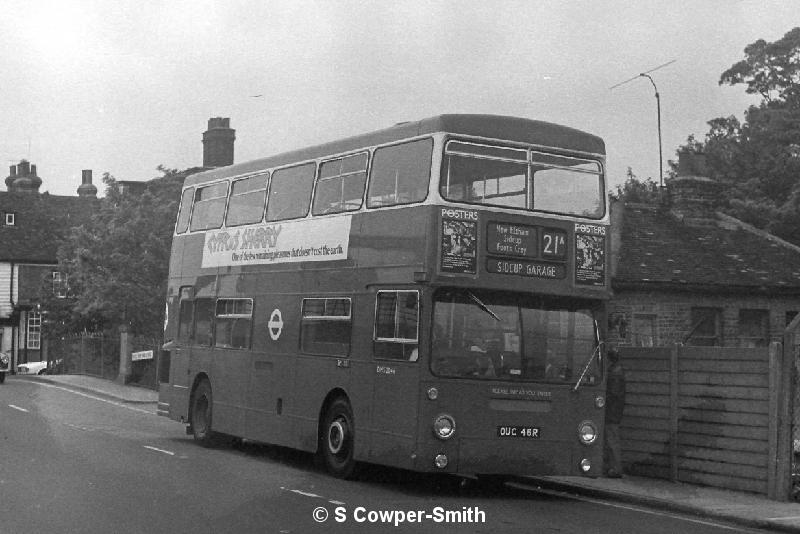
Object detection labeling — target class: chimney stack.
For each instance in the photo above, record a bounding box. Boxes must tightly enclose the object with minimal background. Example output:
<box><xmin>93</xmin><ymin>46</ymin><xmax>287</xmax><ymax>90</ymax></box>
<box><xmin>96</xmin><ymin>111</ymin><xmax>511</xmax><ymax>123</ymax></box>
<box><xmin>77</xmin><ymin>169</ymin><xmax>98</xmax><ymax>198</ymax></box>
<box><xmin>202</xmin><ymin>117</ymin><xmax>235</xmax><ymax>168</ymax></box>
<box><xmin>667</xmin><ymin>150</ymin><xmax>721</xmax><ymax>224</ymax></box>
<box><xmin>5</xmin><ymin>159</ymin><xmax>42</xmax><ymax>193</ymax></box>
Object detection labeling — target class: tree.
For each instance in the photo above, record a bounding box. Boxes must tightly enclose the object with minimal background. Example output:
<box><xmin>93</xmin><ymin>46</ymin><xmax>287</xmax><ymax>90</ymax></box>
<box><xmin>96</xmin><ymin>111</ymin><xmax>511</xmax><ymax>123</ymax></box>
<box><xmin>675</xmin><ymin>27</ymin><xmax>800</xmax><ymax>245</ymax></box>
<box><xmin>719</xmin><ymin>27</ymin><xmax>800</xmax><ymax>106</ymax></box>
<box><xmin>42</xmin><ymin>167</ymin><xmax>191</xmax><ymax>337</ymax></box>
<box><xmin>611</xmin><ymin>167</ymin><xmax>660</xmax><ymax>204</ymax></box>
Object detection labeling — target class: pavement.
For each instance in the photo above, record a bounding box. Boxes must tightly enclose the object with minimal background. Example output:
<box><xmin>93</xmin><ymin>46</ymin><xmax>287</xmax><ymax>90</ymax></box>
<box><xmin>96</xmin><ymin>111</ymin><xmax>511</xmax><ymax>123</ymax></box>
<box><xmin>15</xmin><ymin>373</ymin><xmax>800</xmax><ymax>532</ymax></box>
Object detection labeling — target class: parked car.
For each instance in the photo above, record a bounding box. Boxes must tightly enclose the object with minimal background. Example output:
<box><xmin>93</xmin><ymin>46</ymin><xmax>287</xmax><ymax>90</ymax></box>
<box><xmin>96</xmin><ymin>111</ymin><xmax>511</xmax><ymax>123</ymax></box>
<box><xmin>17</xmin><ymin>360</ymin><xmax>50</xmax><ymax>375</ymax></box>
<box><xmin>0</xmin><ymin>351</ymin><xmax>9</xmax><ymax>383</ymax></box>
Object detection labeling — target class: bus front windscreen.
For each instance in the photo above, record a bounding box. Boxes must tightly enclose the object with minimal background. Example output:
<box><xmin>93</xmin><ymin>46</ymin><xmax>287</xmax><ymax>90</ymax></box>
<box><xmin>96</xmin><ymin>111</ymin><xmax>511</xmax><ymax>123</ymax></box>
<box><xmin>431</xmin><ymin>289</ymin><xmax>601</xmax><ymax>385</ymax></box>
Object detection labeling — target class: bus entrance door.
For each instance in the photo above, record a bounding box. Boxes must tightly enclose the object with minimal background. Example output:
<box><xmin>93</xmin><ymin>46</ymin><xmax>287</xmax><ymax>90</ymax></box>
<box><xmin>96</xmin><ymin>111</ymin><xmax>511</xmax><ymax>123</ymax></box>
<box><xmin>370</xmin><ymin>360</ymin><xmax>419</xmax><ymax>468</ymax></box>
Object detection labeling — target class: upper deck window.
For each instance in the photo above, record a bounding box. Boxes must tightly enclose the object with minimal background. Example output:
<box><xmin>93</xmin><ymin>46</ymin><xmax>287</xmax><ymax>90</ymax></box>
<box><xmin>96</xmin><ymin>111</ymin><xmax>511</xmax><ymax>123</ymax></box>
<box><xmin>226</xmin><ymin>174</ymin><xmax>268</xmax><ymax>227</ymax></box>
<box><xmin>266</xmin><ymin>163</ymin><xmax>315</xmax><ymax>222</ymax></box>
<box><xmin>367</xmin><ymin>139</ymin><xmax>432</xmax><ymax>208</ymax></box>
<box><xmin>175</xmin><ymin>187</ymin><xmax>194</xmax><ymax>234</ymax></box>
<box><xmin>312</xmin><ymin>153</ymin><xmax>368</xmax><ymax>215</ymax></box>
<box><xmin>189</xmin><ymin>182</ymin><xmax>228</xmax><ymax>232</ymax></box>
<box><xmin>441</xmin><ymin>140</ymin><xmax>604</xmax><ymax>219</ymax></box>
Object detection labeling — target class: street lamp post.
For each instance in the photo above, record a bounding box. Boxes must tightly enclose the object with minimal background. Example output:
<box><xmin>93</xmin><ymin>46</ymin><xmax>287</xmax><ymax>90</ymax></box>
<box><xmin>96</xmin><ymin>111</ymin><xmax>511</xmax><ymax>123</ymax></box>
<box><xmin>639</xmin><ymin>73</ymin><xmax>664</xmax><ymax>188</ymax></box>
<box><xmin>610</xmin><ymin>60</ymin><xmax>674</xmax><ymax>189</ymax></box>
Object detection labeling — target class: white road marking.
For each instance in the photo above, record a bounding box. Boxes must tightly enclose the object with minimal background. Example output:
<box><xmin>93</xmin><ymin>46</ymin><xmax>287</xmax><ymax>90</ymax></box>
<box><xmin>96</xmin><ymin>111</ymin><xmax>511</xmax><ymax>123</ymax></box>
<box><xmin>8</xmin><ymin>404</ymin><xmax>28</xmax><ymax>413</ymax></box>
<box><xmin>767</xmin><ymin>515</ymin><xmax>800</xmax><ymax>521</ymax></box>
<box><xmin>328</xmin><ymin>500</ymin><xmax>346</xmax><ymax>505</ymax></box>
<box><xmin>290</xmin><ymin>489</ymin><xmax>322</xmax><ymax>498</ymax></box>
<box><xmin>144</xmin><ymin>445</ymin><xmax>175</xmax><ymax>456</ymax></box>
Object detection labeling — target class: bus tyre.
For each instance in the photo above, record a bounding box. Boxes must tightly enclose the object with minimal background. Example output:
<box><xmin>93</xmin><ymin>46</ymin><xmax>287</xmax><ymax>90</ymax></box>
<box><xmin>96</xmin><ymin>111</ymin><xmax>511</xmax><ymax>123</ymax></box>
<box><xmin>191</xmin><ymin>379</ymin><xmax>216</xmax><ymax>447</ymax></box>
<box><xmin>320</xmin><ymin>398</ymin><xmax>357</xmax><ymax>479</ymax></box>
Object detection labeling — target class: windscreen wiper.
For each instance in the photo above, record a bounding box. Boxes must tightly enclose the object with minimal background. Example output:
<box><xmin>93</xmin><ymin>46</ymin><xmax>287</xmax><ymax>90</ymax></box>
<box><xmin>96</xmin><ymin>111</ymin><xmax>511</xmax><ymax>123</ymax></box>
<box><xmin>467</xmin><ymin>291</ymin><xmax>501</xmax><ymax>322</ymax></box>
<box><xmin>573</xmin><ymin>341</ymin><xmax>604</xmax><ymax>392</ymax></box>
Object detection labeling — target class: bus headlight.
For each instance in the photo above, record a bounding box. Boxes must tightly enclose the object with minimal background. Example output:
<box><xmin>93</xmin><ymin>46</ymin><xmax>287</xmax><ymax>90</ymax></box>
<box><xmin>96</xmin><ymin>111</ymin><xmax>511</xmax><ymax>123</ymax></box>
<box><xmin>595</xmin><ymin>395</ymin><xmax>605</xmax><ymax>409</ymax></box>
<box><xmin>433</xmin><ymin>414</ymin><xmax>456</xmax><ymax>440</ymax></box>
<box><xmin>578</xmin><ymin>420</ymin><xmax>598</xmax><ymax>445</ymax></box>
<box><xmin>434</xmin><ymin>454</ymin><xmax>449</xmax><ymax>469</ymax></box>
<box><xmin>580</xmin><ymin>458</ymin><xmax>592</xmax><ymax>472</ymax></box>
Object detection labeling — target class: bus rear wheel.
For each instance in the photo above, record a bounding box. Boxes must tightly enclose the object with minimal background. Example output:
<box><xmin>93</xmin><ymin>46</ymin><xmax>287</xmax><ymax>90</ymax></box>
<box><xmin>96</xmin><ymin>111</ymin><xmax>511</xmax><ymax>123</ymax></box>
<box><xmin>319</xmin><ymin>398</ymin><xmax>357</xmax><ymax>479</ymax></box>
<box><xmin>190</xmin><ymin>379</ymin><xmax>216</xmax><ymax>447</ymax></box>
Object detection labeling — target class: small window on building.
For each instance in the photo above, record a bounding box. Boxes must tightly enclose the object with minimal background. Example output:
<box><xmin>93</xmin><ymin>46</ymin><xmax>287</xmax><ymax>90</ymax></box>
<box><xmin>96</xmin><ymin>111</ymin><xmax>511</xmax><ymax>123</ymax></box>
<box><xmin>189</xmin><ymin>182</ymin><xmax>228</xmax><ymax>232</ymax></box>
<box><xmin>367</xmin><ymin>139</ymin><xmax>433</xmax><ymax>208</ymax></box>
<box><xmin>738</xmin><ymin>309</ymin><xmax>769</xmax><ymax>347</ymax></box>
<box><xmin>300</xmin><ymin>297</ymin><xmax>351</xmax><ymax>356</ymax></box>
<box><xmin>374</xmin><ymin>291</ymin><xmax>419</xmax><ymax>360</ymax></box>
<box><xmin>175</xmin><ymin>187</ymin><xmax>194</xmax><ymax>234</ymax></box>
<box><xmin>266</xmin><ymin>163</ymin><xmax>315</xmax><ymax>221</ymax></box>
<box><xmin>52</xmin><ymin>271</ymin><xmax>68</xmax><ymax>298</ymax></box>
<box><xmin>27</xmin><ymin>311</ymin><xmax>41</xmax><ymax>350</ymax></box>
<box><xmin>312</xmin><ymin>153</ymin><xmax>368</xmax><ymax>215</ymax></box>
<box><xmin>5</xmin><ymin>212</ymin><xmax>16</xmax><ymax>226</ymax></box>
<box><xmin>215</xmin><ymin>298</ymin><xmax>253</xmax><ymax>349</ymax></box>
<box><xmin>787</xmin><ymin>311</ymin><xmax>798</xmax><ymax>327</ymax></box>
<box><xmin>226</xmin><ymin>174</ymin><xmax>268</xmax><ymax>227</ymax></box>
<box><xmin>631</xmin><ymin>314</ymin><xmax>656</xmax><ymax>347</ymax></box>
<box><xmin>193</xmin><ymin>298</ymin><xmax>215</xmax><ymax>346</ymax></box>
<box><xmin>687</xmin><ymin>307</ymin><xmax>722</xmax><ymax>346</ymax></box>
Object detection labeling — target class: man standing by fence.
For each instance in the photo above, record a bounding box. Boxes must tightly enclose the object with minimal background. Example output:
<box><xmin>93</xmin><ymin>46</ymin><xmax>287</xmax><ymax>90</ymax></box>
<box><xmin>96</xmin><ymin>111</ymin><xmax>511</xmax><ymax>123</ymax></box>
<box><xmin>604</xmin><ymin>346</ymin><xmax>626</xmax><ymax>478</ymax></box>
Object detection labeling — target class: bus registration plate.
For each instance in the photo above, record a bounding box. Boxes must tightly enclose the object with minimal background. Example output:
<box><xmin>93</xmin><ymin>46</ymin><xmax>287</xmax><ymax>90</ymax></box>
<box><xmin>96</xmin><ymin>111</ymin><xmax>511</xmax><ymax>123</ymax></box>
<box><xmin>497</xmin><ymin>426</ymin><xmax>540</xmax><ymax>438</ymax></box>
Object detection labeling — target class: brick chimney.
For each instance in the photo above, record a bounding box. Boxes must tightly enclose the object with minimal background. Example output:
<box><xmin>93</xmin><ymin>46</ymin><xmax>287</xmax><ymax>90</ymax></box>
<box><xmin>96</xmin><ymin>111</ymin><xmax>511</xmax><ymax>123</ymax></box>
<box><xmin>202</xmin><ymin>117</ymin><xmax>235</xmax><ymax>168</ymax></box>
<box><xmin>667</xmin><ymin>150</ymin><xmax>722</xmax><ymax>224</ymax></box>
<box><xmin>77</xmin><ymin>169</ymin><xmax>98</xmax><ymax>198</ymax></box>
<box><xmin>5</xmin><ymin>159</ymin><xmax>42</xmax><ymax>193</ymax></box>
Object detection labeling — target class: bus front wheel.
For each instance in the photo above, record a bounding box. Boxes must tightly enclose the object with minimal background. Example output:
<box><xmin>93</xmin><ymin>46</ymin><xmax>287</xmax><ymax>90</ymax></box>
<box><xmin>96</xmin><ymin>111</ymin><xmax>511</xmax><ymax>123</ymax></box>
<box><xmin>319</xmin><ymin>398</ymin><xmax>357</xmax><ymax>479</ymax></box>
<box><xmin>190</xmin><ymin>379</ymin><xmax>216</xmax><ymax>447</ymax></box>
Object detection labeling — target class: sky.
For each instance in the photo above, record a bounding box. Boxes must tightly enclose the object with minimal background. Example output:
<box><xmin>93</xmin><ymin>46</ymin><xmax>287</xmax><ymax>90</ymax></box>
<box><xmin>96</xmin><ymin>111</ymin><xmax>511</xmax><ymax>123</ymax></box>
<box><xmin>2</xmin><ymin>1</ymin><xmax>797</xmax><ymax>197</ymax></box>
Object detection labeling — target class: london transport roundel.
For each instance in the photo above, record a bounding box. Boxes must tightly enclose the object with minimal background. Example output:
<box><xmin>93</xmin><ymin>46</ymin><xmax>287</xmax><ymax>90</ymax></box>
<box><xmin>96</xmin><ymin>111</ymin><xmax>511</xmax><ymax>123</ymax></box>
<box><xmin>268</xmin><ymin>309</ymin><xmax>283</xmax><ymax>340</ymax></box>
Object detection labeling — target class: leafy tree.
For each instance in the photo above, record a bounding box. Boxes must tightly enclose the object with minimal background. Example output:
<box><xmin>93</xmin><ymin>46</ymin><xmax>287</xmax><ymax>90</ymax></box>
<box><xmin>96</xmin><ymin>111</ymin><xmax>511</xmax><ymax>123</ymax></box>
<box><xmin>611</xmin><ymin>167</ymin><xmax>660</xmax><ymax>204</ymax></box>
<box><xmin>675</xmin><ymin>27</ymin><xmax>800</xmax><ymax>245</ymax></box>
<box><xmin>41</xmin><ymin>167</ymin><xmax>193</xmax><ymax>337</ymax></box>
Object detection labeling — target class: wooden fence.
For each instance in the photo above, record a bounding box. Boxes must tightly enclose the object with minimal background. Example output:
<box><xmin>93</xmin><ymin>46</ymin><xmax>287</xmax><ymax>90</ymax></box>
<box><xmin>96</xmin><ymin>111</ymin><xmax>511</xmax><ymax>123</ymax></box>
<box><xmin>619</xmin><ymin>343</ymin><xmax>792</xmax><ymax>499</ymax></box>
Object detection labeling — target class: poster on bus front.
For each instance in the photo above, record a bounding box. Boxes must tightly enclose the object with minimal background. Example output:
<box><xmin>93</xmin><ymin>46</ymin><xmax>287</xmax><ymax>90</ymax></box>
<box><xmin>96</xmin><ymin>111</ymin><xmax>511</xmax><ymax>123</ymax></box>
<box><xmin>441</xmin><ymin>217</ymin><xmax>477</xmax><ymax>274</ymax></box>
<box><xmin>575</xmin><ymin>230</ymin><xmax>605</xmax><ymax>286</ymax></box>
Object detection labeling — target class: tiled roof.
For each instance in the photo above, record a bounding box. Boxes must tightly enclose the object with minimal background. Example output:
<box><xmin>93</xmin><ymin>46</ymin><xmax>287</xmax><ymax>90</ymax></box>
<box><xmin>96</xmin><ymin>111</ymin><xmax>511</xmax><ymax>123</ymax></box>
<box><xmin>614</xmin><ymin>202</ymin><xmax>800</xmax><ymax>292</ymax></box>
<box><xmin>0</xmin><ymin>192</ymin><xmax>95</xmax><ymax>263</ymax></box>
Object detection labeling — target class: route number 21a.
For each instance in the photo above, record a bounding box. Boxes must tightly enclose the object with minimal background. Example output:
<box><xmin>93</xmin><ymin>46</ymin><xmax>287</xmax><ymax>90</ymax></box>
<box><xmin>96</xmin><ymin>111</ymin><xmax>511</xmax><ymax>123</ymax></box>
<box><xmin>542</xmin><ymin>231</ymin><xmax>566</xmax><ymax>258</ymax></box>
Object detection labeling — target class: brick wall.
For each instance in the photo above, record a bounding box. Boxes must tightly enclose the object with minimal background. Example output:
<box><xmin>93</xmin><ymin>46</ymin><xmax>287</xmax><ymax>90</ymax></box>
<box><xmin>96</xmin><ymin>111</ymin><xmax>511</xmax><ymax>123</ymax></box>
<box><xmin>608</xmin><ymin>289</ymin><xmax>800</xmax><ymax>347</ymax></box>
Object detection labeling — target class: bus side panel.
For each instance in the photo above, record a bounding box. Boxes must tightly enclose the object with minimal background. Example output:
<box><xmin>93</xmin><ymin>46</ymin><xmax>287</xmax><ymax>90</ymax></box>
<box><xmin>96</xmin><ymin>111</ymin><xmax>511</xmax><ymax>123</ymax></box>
<box><xmin>369</xmin><ymin>361</ymin><xmax>420</xmax><ymax>469</ymax></box>
<box><xmin>159</xmin><ymin>346</ymin><xmax>191</xmax><ymax>422</ymax></box>
<box><xmin>245</xmin><ymin>292</ymin><xmax>298</xmax><ymax>447</ymax></box>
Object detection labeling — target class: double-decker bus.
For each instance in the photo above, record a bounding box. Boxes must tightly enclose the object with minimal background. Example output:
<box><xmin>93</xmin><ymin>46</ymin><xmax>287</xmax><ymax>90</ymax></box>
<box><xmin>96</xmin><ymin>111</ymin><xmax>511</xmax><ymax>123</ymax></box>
<box><xmin>158</xmin><ymin>114</ymin><xmax>610</xmax><ymax>480</ymax></box>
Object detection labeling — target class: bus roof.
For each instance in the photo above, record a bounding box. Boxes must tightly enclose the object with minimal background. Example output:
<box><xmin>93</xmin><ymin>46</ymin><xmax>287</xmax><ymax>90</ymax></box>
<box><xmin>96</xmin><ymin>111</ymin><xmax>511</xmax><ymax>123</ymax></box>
<box><xmin>184</xmin><ymin>114</ymin><xmax>606</xmax><ymax>187</ymax></box>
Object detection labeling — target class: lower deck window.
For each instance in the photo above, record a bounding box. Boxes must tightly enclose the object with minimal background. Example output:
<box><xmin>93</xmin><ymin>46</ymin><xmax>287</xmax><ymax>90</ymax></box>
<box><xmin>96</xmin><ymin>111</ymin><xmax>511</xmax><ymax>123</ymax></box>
<box><xmin>301</xmin><ymin>298</ymin><xmax>351</xmax><ymax>356</ymax></box>
<box><xmin>215</xmin><ymin>298</ymin><xmax>253</xmax><ymax>349</ymax></box>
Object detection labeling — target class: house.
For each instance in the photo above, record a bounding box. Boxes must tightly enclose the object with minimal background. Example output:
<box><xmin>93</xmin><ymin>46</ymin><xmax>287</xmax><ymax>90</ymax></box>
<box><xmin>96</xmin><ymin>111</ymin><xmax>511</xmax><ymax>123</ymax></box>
<box><xmin>608</xmin><ymin>151</ymin><xmax>800</xmax><ymax>348</ymax></box>
<box><xmin>0</xmin><ymin>163</ymin><xmax>97</xmax><ymax>368</ymax></box>
<box><xmin>0</xmin><ymin>118</ymin><xmax>236</xmax><ymax>370</ymax></box>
